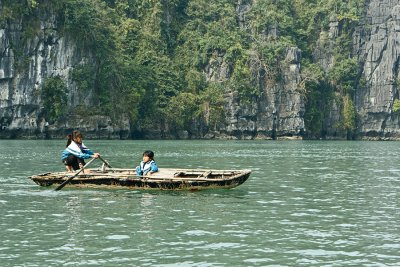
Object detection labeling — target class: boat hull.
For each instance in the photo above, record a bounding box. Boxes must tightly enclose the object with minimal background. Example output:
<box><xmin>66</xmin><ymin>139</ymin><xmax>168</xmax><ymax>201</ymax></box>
<box><xmin>29</xmin><ymin>168</ymin><xmax>251</xmax><ymax>190</ymax></box>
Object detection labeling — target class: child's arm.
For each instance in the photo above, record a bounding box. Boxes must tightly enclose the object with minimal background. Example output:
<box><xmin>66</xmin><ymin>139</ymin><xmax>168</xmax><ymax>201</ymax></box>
<box><xmin>135</xmin><ymin>165</ymin><xmax>142</xmax><ymax>175</ymax></box>
<box><xmin>149</xmin><ymin>162</ymin><xmax>158</xmax><ymax>173</ymax></box>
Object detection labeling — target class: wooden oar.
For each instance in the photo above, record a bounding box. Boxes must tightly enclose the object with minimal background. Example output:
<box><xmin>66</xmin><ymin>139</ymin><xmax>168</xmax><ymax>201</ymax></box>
<box><xmin>55</xmin><ymin>157</ymin><xmax>97</xmax><ymax>191</ymax></box>
<box><xmin>98</xmin><ymin>156</ymin><xmax>112</xmax><ymax>168</ymax></box>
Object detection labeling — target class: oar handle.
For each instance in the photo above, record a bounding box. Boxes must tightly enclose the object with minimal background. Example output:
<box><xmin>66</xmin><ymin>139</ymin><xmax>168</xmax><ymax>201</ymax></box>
<box><xmin>55</xmin><ymin>157</ymin><xmax>97</xmax><ymax>191</ymax></box>
<box><xmin>98</xmin><ymin>156</ymin><xmax>112</xmax><ymax>168</ymax></box>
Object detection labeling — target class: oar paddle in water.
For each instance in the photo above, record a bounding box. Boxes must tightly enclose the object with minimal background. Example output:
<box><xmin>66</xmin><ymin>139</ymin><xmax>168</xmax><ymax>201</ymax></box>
<box><xmin>55</xmin><ymin>157</ymin><xmax>97</xmax><ymax>191</ymax></box>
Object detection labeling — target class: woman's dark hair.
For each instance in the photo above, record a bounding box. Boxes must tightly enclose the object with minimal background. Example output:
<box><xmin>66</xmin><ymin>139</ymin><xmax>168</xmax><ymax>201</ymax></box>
<box><xmin>143</xmin><ymin>150</ymin><xmax>154</xmax><ymax>159</ymax></box>
<box><xmin>66</xmin><ymin>130</ymin><xmax>83</xmax><ymax>147</ymax></box>
<box><xmin>66</xmin><ymin>134</ymin><xmax>72</xmax><ymax>147</ymax></box>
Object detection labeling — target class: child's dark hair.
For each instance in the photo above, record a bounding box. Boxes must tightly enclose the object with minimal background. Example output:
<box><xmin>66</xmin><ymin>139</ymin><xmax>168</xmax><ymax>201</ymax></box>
<box><xmin>143</xmin><ymin>150</ymin><xmax>154</xmax><ymax>159</ymax></box>
<box><xmin>66</xmin><ymin>130</ymin><xmax>83</xmax><ymax>147</ymax></box>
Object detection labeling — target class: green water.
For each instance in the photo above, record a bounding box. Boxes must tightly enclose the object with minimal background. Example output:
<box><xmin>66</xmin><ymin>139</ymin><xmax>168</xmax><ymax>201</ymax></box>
<box><xmin>0</xmin><ymin>140</ymin><xmax>399</xmax><ymax>266</ymax></box>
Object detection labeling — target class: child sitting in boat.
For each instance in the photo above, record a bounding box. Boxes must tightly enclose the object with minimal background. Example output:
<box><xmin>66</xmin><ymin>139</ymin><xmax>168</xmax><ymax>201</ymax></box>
<box><xmin>61</xmin><ymin>130</ymin><xmax>100</xmax><ymax>172</ymax></box>
<box><xmin>136</xmin><ymin>150</ymin><xmax>158</xmax><ymax>176</ymax></box>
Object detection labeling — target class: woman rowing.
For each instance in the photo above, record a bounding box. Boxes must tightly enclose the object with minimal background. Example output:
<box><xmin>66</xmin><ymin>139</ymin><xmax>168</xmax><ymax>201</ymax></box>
<box><xmin>61</xmin><ymin>130</ymin><xmax>100</xmax><ymax>172</ymax></box>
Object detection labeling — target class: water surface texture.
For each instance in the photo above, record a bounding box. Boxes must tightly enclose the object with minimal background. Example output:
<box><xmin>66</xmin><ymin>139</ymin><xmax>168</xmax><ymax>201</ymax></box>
<box><xmin>1</xmin><ymin>140</ymin><xmax>399</xmax><ymax>266</ymax></box>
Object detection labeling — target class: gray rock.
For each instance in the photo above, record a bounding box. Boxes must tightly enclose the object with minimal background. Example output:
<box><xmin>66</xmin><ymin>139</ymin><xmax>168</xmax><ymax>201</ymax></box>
<box><xmin>355</xmin><ymin>1</ymin><xmax>400</xmax><ymax>139</ymax></box>
<box><xmin>0</xmin><ymin>9</ymin><xmax>129</xmax><ymax>139</ymax></box>
<box><xmin>2</xmin><ymin>0</ymin><xmax>400</xmax><ymax>140</ymax></box>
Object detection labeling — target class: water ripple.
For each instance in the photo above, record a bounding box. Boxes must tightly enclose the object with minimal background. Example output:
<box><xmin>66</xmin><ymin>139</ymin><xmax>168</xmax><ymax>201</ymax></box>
<box><xmin>0</xmin><ymin>140</ymin><xmax>400</xmax><ymax>266</ymax></box>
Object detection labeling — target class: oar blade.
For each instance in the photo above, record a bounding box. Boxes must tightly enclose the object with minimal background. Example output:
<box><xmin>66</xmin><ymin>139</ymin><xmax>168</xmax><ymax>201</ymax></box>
<box><xmin>54</xmin><ymin>157</ymin><xmax>96</xmax><ymax>191</ymax></box>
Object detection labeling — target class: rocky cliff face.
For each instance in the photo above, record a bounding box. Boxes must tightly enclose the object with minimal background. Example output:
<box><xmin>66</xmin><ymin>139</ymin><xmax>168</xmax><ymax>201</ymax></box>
<box><xmin>208</xmin><ymin>1</ymin><xmax>305</xmax><ymax>140</ymax></box>
<box><xmin>1</xmin><ymin>1</ymin><xmax>399</xmax><ymax>140</ymax></box>
<box><xmin>210</xmin><ymin>47</ymin><xmax>304</xmax><ymax>140</ymax></box>
<box><xmin>355</xmin><ymin>1</ymin><xmax>400</xmax><ymax>139</ymax></box>
<box><xmin>0</xmin><ymin>8</ymin><xmax>129</xmax><ymax>139</ymax></box>
<box><xmin>219</xmin><ymin>0</ymin><xmax>400</xmax><ymax>140</ymax></box>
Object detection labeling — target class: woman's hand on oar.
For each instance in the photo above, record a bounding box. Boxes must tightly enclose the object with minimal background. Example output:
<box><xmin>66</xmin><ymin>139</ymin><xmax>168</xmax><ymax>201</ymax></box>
<box><xmin>55</xmin><ymin>157</ymin><xmax>97</xmax><ymax>191</ymax></box>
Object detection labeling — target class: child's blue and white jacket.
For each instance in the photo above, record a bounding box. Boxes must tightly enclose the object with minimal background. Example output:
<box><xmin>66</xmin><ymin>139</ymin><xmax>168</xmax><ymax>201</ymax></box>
<box><xmin>61</xmin><ymin>141</ymin><xmax>94</xmax><ymax>160</ymax></box>
<box><xmin>136</xmin><ymin>160</ymin><xmax>158</xmax><ymax>175</ymax></box>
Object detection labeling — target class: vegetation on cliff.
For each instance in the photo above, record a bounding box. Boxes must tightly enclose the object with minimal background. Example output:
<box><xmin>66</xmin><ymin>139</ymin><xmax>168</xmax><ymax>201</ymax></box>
<box><xmin>1</xmin><ymin>0</ymin><xmax>366</xmax><ymax>138</ymax></box>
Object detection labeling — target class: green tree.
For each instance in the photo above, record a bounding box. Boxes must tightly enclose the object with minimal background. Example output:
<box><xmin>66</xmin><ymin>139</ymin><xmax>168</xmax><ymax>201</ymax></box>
<box><xmin>302</xmin><ymin>62</ymin><xmax>332</xmax><ymax>138</ymax></box>
<box><xmin>200</xmin><ymin>83</ymin><xmax>226</xmax><ymax>131</ymax></box>
<box><xmin>329</xmin><ymin>57</ymin><xmax>359</xmax><ymax>94</ymax></box>
<box><xmin>341</xmin><ymin>94</ymin><xmax>357</xmax><ymax>139</ymax></box>
<box><xmin>2</xmin><ymin>0</ymin><xmax>368</xmax><ymax>137</ymax></box>
<box><xmin>41</xmin><ymin>76</ymin><xmax>68</xmax><ymax>122</ymax></box>
<box><xmin>165</xmin><ymin>92</ymin><xmax>201</xmax><ymax>131</ymax></box>
<box><xmin>229</xmin><ymin>59</ymin><xmax>258</xmax><ymax>104</ymax></box>
<box><xmin>393</xmin><ymin>99</ymin><xmax>400</xmax><ymax>113</ymax></box>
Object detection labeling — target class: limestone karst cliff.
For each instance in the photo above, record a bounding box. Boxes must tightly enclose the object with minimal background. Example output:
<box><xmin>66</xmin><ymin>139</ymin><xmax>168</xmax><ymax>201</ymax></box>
<box><xmin>355</xmin><ymin>1</ymin><xmax>400</xmax><ymax>139</ymax></box>
<box><xmin>0</xmin><ymin>0</ymin><xmax>399</xmax><ymax>140</ymax></box>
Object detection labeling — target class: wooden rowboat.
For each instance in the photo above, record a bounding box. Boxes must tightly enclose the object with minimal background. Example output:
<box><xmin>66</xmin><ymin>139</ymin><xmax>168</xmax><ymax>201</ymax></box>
<box><xmin>29</xmin><ymin>168</ymin><xmax>251</xmax><ymax>190</ymax></box>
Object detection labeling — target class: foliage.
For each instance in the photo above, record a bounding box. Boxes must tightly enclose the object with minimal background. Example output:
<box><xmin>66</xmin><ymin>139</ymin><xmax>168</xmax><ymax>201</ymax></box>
<box><xmin>0</xmin><ymin>0</ymin><xmax>37</xmax><ymax>24</ymax></box>
<box><xmin>176</xmin><ymin>0</ymin><xmax>245</xmax><ymax>70</ymax></box>
<box><xmin>185</xmin><ymin>69</ymin><xmax>207</xmax><ymax>93</ymax></box>
<box><xmin>304</xmin><ymin>55</ymin><xmax>359</xmax><ymax>137</ymax></box>
<box><xmin>71</xmin><ymin>65</ymin><xmax>96</xmax><ymax>96</ymax></box>
<box><xmin>229</xmin><ymin>58</ymin><xmax>258</xmax><ymax>104</ymax></box>
<box><xmin>301</xmin><ymin>61</ymin><xmax>328</xmax><ymax>137</ymax></box>
<box><xmin>108</xmin><ymin>61</ymin><xmax>149</xmax><ymax>123</ymax></box>
<box><xmin>340</xmin><ymin>94</ymin><xmax>357</xmax><ymax>132</ymax></box>
<box><xmin>299</xmin><ymin>62</ymin><xmax>325</xmax><ymax>93</ymax></box>
<box><xmin>328</xmin><ymin>57</ymin><xmax>359</xmax><ymax>94</ymax></box>
<box><xmin>2</xmin><ymin>0</ymin><xmax>366</xmax><ymax>136</ymax></box>
<box><xmin>303</xmin><ymin>82</ymin><xmax>334</xmax><ymax>137</ymax></box>
<box><xmin>63</xmin><ymin>0</ymin><xmax>117</xmax><ymax>56</ymax></box>
<box><xmin>41</xmin><ymin>76</ymin><xmax>68</xmax><ymax>122</ymax></box>
<box><xmin>164</xmin><ymin>92</ymin><xmax>201</xmax><ymax>130</ymax></box>
<box><xmin>393</xmin><ymin>99</ymin><xmax>400</xmax><ymax>113</ymax></box>
<box><xmin>199</xmin><ymin>83</ymin><xmax>226</xmax><ymax>130</ymax></box>
<box><xmin>115</xmin><ymin>18</ymin><xmax>142</xmax><ymax>57</ymax></box>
